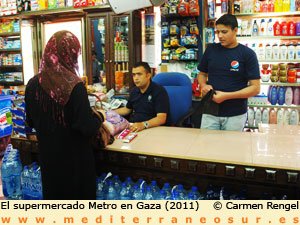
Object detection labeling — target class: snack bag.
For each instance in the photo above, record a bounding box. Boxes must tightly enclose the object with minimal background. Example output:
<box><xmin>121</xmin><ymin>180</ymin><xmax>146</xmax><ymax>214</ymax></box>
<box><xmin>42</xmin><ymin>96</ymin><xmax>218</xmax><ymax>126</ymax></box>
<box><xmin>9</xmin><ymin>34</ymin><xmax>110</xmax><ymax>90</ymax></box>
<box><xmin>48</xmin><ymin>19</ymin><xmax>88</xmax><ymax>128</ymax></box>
<box><xmin>103</xmin><ymin>110</ymin><xmax>130</xmax><ymax>136</ymax></box>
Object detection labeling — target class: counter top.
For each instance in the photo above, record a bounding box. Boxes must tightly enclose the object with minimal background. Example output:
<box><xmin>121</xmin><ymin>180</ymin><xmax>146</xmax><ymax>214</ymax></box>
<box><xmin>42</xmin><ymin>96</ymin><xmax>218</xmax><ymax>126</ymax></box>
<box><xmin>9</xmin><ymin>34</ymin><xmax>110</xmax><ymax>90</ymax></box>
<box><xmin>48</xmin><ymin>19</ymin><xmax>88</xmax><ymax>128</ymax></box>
<box><xmin>107</xmin><ymin>126</ymin><xmax>300</xmax><ymax>171</ymax></box>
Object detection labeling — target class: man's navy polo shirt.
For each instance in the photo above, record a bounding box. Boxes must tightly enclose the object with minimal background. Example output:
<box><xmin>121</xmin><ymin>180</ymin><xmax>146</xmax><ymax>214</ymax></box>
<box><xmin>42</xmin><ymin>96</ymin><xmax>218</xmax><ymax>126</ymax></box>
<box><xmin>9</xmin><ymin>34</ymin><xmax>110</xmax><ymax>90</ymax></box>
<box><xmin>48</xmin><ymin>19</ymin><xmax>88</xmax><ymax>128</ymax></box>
<box><xmin>126</xmin><ymin>81</ymin><xmax>169</xmax><ymax>123</ymax></box>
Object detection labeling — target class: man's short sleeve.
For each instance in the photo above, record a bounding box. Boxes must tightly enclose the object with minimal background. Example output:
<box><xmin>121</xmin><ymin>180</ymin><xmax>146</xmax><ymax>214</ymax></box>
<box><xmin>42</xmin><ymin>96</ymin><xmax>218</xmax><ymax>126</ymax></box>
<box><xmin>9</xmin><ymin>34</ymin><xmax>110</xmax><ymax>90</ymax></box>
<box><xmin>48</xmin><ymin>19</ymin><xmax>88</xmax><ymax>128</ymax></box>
<box><xmin>244</xmin><ymin>48</ymin><xmax>260</xmax><ymax>80</ymax></box>
<box><xmin>154</xmin><ymin>86</ymin><xmax>169</xmax><ymax>114</ymax></box>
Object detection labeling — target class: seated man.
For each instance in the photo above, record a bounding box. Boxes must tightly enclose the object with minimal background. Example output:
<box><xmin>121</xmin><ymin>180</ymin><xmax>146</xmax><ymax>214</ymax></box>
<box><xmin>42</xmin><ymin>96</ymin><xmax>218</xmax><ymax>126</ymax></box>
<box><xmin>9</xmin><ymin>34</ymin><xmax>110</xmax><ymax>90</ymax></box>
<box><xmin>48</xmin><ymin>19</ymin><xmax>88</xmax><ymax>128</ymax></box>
<box><xmin>115</xmin><ymin>62</ymin><xmax>169</xmax><ymax>132</ymax></box>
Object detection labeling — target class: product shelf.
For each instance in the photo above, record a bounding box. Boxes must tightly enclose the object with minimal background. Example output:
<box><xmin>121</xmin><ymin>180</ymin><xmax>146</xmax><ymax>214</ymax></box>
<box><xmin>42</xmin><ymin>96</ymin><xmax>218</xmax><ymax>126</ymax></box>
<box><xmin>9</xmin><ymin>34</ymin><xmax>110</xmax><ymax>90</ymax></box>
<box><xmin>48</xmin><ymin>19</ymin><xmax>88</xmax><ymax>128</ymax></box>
<box><xmin>260</xmin><ymin>82</ymin><xmax>300</xmax><ymax>86</ymax></box>
<box><xmin>0</xmin><ymin>49</ymin><xmax>21</xmax><ymax>52</ymax></box>
<box><xmin>0</xmin><ymin>81</ymin><xmax>23</xmax><ymax>86</ymax></box>
<box><xmin>0</xmin><ymin>32</ymin><xmax>20</xmax><ymax>37</ymax></box>
<box><xmin>233</xmin><ymin>12</ymin><xmax>300</xmax><ymax>18</ymax></box>
<box><xmin>238</xmin><ymin>36</ymin><xmax>300</xmax><ymax>40</ymax></box>
<box><xmin>248</xmin><ymin>104</ymin><xmax>300</xmax><ymax>109</ymax></box>
<box><xmin>0</xmin><ymin>65</ymin><xmax>22</xmax><ymax>68</ymax></box>
<box><xmin>258</xmin><ymin>59</ymin><xmax>300</xmax><ymax>62</ymax></box>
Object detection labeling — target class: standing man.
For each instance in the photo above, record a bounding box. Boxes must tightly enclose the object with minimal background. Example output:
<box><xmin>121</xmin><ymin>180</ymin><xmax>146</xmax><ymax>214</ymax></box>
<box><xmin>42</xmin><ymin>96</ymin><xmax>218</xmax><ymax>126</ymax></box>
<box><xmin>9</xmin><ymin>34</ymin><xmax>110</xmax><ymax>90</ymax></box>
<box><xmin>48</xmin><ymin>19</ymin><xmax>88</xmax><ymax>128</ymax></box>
<box><xmin>198</xmin><ymin>14</ymin><xmax>260</xmax><ymax>131</ymax></box>
<box><xmin>115</xmin><ymin>62</ymin><xmax>169</xmax><ymax>132</ymax></box>
<box><xmin>92</xmin><ymin>51</ymin><xmax>101</xmax><ymax>83</ymax></box>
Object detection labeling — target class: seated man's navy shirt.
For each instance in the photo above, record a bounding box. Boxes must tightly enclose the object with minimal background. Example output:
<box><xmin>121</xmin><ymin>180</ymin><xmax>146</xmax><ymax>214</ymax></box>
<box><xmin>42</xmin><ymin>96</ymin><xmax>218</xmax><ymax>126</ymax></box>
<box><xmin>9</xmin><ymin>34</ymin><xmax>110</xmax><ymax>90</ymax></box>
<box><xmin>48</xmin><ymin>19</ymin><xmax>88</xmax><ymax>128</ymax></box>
<box><xmin>198</xmin><ymin>43</ymin><xmax>260</xmax><ymax>117</ymax></box>
<box><xmin>126</xmin><ymin>81</ymin><xmax>169</xmax><ymax>123</ymax></box>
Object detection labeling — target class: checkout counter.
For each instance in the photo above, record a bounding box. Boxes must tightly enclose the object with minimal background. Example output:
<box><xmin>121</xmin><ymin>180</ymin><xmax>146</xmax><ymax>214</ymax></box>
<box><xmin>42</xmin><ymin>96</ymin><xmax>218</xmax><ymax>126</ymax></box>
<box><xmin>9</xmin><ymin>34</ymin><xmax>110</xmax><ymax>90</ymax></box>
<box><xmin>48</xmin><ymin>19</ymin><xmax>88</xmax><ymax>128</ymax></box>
<box><xmin>11</xmin><ymin>124</ymin><xmax>300</xmax><ymax>199</ymax></box>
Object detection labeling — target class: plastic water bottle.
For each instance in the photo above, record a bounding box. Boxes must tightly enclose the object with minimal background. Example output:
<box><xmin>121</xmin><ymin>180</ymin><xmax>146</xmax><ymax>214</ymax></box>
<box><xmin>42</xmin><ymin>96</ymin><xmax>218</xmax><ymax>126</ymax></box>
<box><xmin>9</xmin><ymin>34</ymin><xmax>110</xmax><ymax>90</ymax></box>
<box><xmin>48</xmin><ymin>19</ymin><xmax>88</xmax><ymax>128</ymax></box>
<box><xmin>172</xmin><ymin>191</ymin><xmax>185</xmax><ymax>200</ymax></box>
<box><xmin>1</xmin><ymin>158</ymin><xmax>13</xmax><ymax>199</ymax></box>
<box><xmin>11</xmin><ymin>152</ymin><xmax>23</xmax><ymax>199</ymax></box>
<box><xmin>125</xmin><ymin>177</ymin><xmax>134</xmax><ymax>190</ymax></box>
<box><xmin>187</xmin><ymin>193</ymin><xmax>196</xmax><ymax>200</ymax></box>
<box><xmin>157</xmin><ymin>190</ymin><xmax>167</xmax><ymax>200</ymax></box>
<box><xmin>21</xmin><ymin>166</ymin><xmax>31</xmax><ymax>200</ymax></box>
<box><xmin>31</xmin><ymin>166</ymin><xmax>43</xmax><ymax>200</ymax></box>
<box><xmin>150</xmin><ymin>181</ymin><xmax>160</xmax><ymax>199</ymax></box>
<box><xmin>119</xmin><ymin>182</ymin><xmax>132</xmax><ymax>200</ymax></box>
<box><xmin>106</xmin><ymin>180</ymin><xmax>118</xmax><ymax>200</ymax></box>
<box><xmin>162</xmin><ymin>183</ymin><xmax>172</xmax><ymax>200</ymax></box>
<box><xmin>206</xmin><ymin>184</ymin><xmax>215</xmax><ymax>200</ymax></box>
<box><xmin>189</xmin><ymin>186</ymin><xmax>201</xmax><ymax>200</ymax></box>
<box><xmin>96</xmin><ymin>178</ymin><xmax>105</xmax><ymax>200</ymax></box>
<box><xmin>176</xmin><ymin>184</ymin><xmax>187</xmax><ymax>199</ymax></box>
<box><xmin>112</xmin><ymin>175</ymin><xmax>122</xmax><ymax>193</ymax></box>
<box><xmin>144</xmin><ymin>186</ymin><xmax>154</xmax><ymax>200</ymax></box>
<box><xmin>132</xmin><ymin>185</ymin><xmax>144</xmax><ymax>200</ymax></box>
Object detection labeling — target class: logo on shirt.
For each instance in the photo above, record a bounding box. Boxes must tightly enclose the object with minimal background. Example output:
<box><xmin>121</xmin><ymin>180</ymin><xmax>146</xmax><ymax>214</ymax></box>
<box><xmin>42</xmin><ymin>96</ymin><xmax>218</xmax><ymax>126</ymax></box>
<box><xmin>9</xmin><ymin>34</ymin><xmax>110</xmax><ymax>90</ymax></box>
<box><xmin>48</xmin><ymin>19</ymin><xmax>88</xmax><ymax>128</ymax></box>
<box><xmin>230</xmin><ymin>61</ymin><xmax>239</xmax><ymax>71</ymax></box>
<box><xmin>148</xmin><ymin>95</ymin><xmax>152</xmax><ymax>102</ymax></box>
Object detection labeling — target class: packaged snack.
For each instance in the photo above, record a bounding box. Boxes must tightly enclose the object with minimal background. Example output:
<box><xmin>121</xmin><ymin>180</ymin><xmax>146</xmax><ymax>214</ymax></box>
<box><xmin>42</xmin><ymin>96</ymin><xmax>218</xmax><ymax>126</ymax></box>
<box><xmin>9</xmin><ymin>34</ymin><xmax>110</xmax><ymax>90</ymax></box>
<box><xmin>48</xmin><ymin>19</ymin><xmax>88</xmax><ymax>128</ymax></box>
<box><xmin>178</xmin><ymin>0</ymin><xmax>189</xmax><ymax>16</ymax></box>
<box><xmin>103</xmin><ymin>110</ymin><xmax>130</xmax><ymax>136</ymax></box>
<box><xmin>123</xmin><ymin>132</ymin><xmax>137</xmax><ymax>143</ymax></box>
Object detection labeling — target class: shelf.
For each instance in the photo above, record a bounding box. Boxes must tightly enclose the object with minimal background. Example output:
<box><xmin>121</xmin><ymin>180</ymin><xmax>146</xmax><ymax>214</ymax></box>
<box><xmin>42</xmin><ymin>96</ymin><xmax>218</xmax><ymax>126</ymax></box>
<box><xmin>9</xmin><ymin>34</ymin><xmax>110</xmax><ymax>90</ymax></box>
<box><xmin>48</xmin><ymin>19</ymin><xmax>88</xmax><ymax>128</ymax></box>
<box><xmin>19</xmin><ymin>5</ymin><xmax>110</xmax><ymax>18</ymax></box>
<box><xmin>258</xmin><ymin>59</ymin><xmax>300</xmax><ymax>62</ymax></box>
<box><xmin>248</xmin><ymin>104</ymin><xmax>300</xmax><ymax>109</ymax></box>
<box><xmin>244</xmin><ymin>125</ymin><xmax>259</xmax><ymax>129</ymax></box>
<box><xmin>261</xmin><ymin>82</ymin><xmax>300</xmax><ymax>86</ymax></box>
<box><xmin>233</xmin><ymin>12</ymin><xmax>300</xmax><ymax>18</ymax></box>
<box><xmin>0</xmin><ymin>81</ymin><xmax>23</xmax><ymax>86</ymax></box>
<box><xmin>0</xmin><ymin>32</ymin><xmax>20</xmax><ymax>37</ymax></box>
<box><xmin>238</xmin><ymin>35</ymin><xmax>300</xmax><ymax>40</ymax></box>
<box><xmin>0</xmin><ymin>49</ymin><xmax>21</xmax><ymax>52</ymax></box>
<box><xmin>0</xmin><ymin>65</ymin><xmax>22</xmax><ymax>68</ymax></box>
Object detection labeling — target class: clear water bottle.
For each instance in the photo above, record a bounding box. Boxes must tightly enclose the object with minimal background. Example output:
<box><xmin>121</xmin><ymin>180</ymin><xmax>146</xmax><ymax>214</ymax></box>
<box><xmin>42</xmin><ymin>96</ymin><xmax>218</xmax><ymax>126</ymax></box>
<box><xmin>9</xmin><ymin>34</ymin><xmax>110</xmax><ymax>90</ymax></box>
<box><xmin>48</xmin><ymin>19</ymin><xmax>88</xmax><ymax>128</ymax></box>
<box><xmin>119</xmin><ymin>182</ymin><xmax>132</xmax><ymax>200</ymax></box>
<box><xmin>188</xmin><ymin>186</ymin><xmax>201</xmax><ymax>200</ymax></box>
<box><xmin>132</xmin><ymin>185</ymin><xmax>144</xmax><ymax>200</ymax></box>
<box><xmin>150</xmin><ymin>181</ymin><xmax>160</xmax><ymax>199</ymax></box>
<box><xmin>11</xmin><ymin>153</ymin><xmax>23</xmax><ymax>199</ymax></box>
<box><xmin>144</xmin><ymin>186</ymin><xmax>154</xmax><ymax>200</ymax></box>
<box><xmin>112</xmin><ymin>175</ymin><xmax>122</xmax><ymax>193</ymax></box>
<box><xmin>106</xmin><ymin>180</ymin><xmax>118</xmax><ymax>200</ymax></box>
<box><xmin>136</xmin><ymin>178</ymin><xmax>146</xmax><ymax>192</ymax></box>
<box><xmin>206</xmin><ymin>184</ymin><xmax>215</xmax><ymax>200</ymax></box>
<box><xmin>172</xmin><ymin>191</ymin><xmax>185</xmax><ymax>200</ymax></box>
<box><xmin>31</xmin><ymin>166</ymin><xmax>42</xmax><ymax>200</ymax></box>
<box><xmin>125</xmin><ymin>177</ymin><xmax>134</xmax><ymax>190</ymax></box>
<box><xmin>187</xmin><ymin>193</ymin><xmax>196</xmax><ymax>200</ymax></box>
<box><xmin>1</xmin><ymin>158</ymin><xmax>13</xmax><ymax>199</ymax></box>
<box><xmin>176</xmin><ymin>184</ymin><xmax>187</xmax><ymax>200</ymax></box>
<box><xmin>157</xmin><ymin>190</ymin><xmax>167</xmax><ymax>200</ymax></box>
<box><xmin>21</xmin><ymin>166</ymin><xmax>31</xmax><ymax>200</ymax></box>
<box><xmin>96</xmin><ymin>178</ymin><xmax>105</xmax><ymax>200</ymax></box>
<box><xmin>162</xmin><ymin>183</ymin><xmax>172</xmax><ymax>200</ymax></box>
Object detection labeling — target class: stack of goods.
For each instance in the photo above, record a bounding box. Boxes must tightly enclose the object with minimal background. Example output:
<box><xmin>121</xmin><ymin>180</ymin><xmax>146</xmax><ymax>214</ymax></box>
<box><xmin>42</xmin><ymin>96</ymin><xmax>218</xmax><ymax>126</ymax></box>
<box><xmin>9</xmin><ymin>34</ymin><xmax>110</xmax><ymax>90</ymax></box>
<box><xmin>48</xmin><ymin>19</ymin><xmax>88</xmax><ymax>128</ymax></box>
<box><xmin>96</xmin><ymin>172</ymin><xmax>287</xmax><ymax>200</ymax></box>
<box><xmin>0</xmin><ymin>0</ymin><xmax>17</xmax><ymax>16</ymax></box>
<box><xmin>11</xmin><ymin>96</ymin><xmax>27</xmax><ymax>139</ymax></box>
<box><xmin>0</xmin><ymin>95</ymin><xmax>13</xmax><ymax>155</ymax></box>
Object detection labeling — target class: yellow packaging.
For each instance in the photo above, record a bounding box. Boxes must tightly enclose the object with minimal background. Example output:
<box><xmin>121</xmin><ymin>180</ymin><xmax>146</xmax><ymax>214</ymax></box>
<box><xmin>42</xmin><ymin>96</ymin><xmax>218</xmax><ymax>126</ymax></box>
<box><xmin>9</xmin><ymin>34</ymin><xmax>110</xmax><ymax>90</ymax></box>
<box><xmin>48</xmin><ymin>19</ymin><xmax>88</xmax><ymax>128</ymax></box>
<box><xmin>81</xmin><ymin>76</ymin><xmax>88</xmax><ymax>88</ymax></box>
<box><xmin>39</xmin><ymin>0</ymin><xmax>48</xmax><ymax>10</ymax></box>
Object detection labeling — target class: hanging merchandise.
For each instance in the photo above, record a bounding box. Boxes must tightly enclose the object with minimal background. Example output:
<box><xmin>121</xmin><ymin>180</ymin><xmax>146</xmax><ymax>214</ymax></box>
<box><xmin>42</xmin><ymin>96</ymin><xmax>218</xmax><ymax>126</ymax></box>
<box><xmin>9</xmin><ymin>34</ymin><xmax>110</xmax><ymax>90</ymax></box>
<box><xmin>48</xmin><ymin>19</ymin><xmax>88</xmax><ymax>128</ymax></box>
<box><xmin>162</xmin><ymin>22</ymin><xmax>170</xmax><ymax>36</ymax></box>
<box><xmin>169</xmin><ymin>4</ymin><xmax>178</xmax><ymax>14</ymax></box>
<box><xmin>178</xmin><ymin>0</ymin><xmax>189</xmax><ymax>16</ymax></box>
<box><xmin>170</xmin><ymin>36</ymin><xmax>180</xmax><ymax>47</ymax></box>
<box><xmin>208</xmin><ymin>0</ymin><xmax>215</xmax><ymax>18</ymax></box>
<box><xmin>205</xmin><ymin>28</ymin><xmax>215</xmax><ymax>44</ymax></box>
<box><xmin>221</xmin><ymin>0</ymin><xmax>227</xmax><ymax>13</ymax></box>
<box><xmin>180</xmin><ymin>25</ymin><xmax>189</xmax><ymax>35</ymax></box>
<box><xmin>189</xmin><ymin>0</ymin><xmax>200</xmax><ymax>16</ymax></box>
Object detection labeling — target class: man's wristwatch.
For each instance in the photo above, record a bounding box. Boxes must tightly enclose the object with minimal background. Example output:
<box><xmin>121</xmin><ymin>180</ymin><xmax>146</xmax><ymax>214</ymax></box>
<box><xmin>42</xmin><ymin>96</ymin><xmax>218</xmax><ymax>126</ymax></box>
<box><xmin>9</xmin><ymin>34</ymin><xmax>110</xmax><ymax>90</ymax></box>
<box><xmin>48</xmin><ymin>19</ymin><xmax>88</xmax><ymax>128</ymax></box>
<box><xmin>143</xmin><ymin>121</ymin><xmax>149</xmax><ymax>129</ymax></box>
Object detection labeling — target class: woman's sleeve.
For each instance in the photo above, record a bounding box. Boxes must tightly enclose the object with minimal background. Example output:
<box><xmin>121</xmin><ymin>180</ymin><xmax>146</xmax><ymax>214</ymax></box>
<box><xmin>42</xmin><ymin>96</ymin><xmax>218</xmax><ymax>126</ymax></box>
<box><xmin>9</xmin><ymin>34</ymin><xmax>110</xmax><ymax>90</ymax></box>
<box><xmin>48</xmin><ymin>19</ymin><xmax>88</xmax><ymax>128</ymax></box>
<box><xmin>68</xmin><ymin>82</ymin><xmax>101</xmax><ymax>137</ymax></box>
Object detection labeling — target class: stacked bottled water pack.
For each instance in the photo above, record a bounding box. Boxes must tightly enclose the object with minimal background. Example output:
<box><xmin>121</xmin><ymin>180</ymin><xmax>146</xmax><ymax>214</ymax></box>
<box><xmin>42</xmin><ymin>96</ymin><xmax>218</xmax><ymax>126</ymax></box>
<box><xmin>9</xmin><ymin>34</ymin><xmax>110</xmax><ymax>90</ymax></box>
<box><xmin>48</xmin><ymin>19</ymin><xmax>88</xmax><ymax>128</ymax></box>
<box><xmin>96</xmin><ymin>172</ymin><xmax>206</xmax><ymax>200</ymax></box>
<box><xmin>1</xmin><ymin>144</ymin><xmax>43</xmax><ymax>200</ymax></box>
<box><xmin>96</xmin><ymin>172</ymin><xmax>287</xmax><ymax>200</ymax></box>
<box><xmin>21</xmin><ymin>162</ymin><xmax>43</xmax><ymax>200</ymax></box>
<box><xmin>1</xmin><ymin>144</ymin><xmax>23</xmax><ymax>199</ymax></box>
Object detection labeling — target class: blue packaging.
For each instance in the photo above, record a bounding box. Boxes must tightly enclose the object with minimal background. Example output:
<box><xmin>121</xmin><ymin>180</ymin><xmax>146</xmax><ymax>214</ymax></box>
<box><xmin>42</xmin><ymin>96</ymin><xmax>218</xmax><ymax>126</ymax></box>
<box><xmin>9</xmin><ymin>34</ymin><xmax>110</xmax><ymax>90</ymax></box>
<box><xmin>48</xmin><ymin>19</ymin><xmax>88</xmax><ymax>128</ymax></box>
<box><xmin>11</xmin><ymin>110</ymin><xmax>25</xmax><ymax>120</ymax></box>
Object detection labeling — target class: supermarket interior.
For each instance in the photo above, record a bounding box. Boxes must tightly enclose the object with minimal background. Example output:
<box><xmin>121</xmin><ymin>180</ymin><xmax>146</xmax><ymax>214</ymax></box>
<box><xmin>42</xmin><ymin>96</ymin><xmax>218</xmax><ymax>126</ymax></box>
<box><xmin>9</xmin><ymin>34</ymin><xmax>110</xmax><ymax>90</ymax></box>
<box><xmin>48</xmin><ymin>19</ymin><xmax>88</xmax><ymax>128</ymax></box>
<box><xmin>0</xmin><ymin>0</ymin><xmax>300</xmax><ymax>200</ymax></box>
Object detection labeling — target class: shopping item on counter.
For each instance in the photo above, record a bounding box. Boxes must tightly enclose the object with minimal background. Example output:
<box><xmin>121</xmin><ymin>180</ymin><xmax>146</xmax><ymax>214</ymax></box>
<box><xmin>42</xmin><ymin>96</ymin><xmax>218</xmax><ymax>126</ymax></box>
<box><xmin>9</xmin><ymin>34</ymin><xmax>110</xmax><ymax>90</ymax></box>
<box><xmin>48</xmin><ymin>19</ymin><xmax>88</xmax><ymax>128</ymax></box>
<box><xmin>103</xmin><ymin>110</ymin><xmax>130</xmax><ymax>136</ymax></box>
<box><xmin>117</xmin><ymin>129</ymin><xmax>130</xmax><ymax>139</ymax></box>
<box><xmin>123</xmin><ymin>132</ymin><xmax>137</xmax><ymax>143</ymax></box>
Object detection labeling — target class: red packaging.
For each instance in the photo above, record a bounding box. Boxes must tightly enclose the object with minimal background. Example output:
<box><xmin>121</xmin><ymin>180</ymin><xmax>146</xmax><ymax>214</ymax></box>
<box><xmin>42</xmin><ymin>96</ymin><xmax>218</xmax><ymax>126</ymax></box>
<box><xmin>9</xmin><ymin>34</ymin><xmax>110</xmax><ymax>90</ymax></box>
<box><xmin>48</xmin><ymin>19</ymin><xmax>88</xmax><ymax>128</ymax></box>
<box><xmin>189</xmin><ymin>1</ymin><xmax>200</xmax><ymax>16</ymax></box>
<box><xmin>178</xmin><ymin>0</ymin><xmax>189</xmax><ymax>16</ymax></box>
<box><xmin>281</xmin><ymin>21</ymin><xmax>288</xmax><ymax>36</ymax></box>
<box><xmin>273</xmin><ymin>21</ymin><xmax>282</xmax><ymax>36</ymax></box>
<box><xmin>73</xmin><ymin>0</ymin><xmax>80</xmax><ymax>7</ymax></box>
<box><xmin>117</xmin><ymin>129</ymin><xmax>130</xmax><ymax>139</ymax></box>
<box><xmin>288</xmin><ymin>21</ymin><xmax>296</xmax><ymax>36</ymax></box>
<box><xmin>123</xmin><ymin>133</ymin><xmax>137</xmax><ymax>143</ymax></box>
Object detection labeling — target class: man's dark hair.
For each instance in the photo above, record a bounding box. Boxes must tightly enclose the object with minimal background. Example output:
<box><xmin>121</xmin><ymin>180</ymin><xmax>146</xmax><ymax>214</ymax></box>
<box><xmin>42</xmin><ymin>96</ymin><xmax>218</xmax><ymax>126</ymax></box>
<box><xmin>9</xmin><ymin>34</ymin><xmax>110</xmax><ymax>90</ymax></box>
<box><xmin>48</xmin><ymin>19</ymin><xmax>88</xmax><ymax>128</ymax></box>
<box><xmin>92</xmin><ymin>50</ymin><xmax>97</xmax><ymax>56</ymax></box>
<box><xmin>133</xmin><ymin>62</ymin><xmax>151</xmax><ymax>74</ymax></box>
<box><xmin>216</xmin><ymin>14</ymin><xmax>238</xmax><ymax>30</ymax></box>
